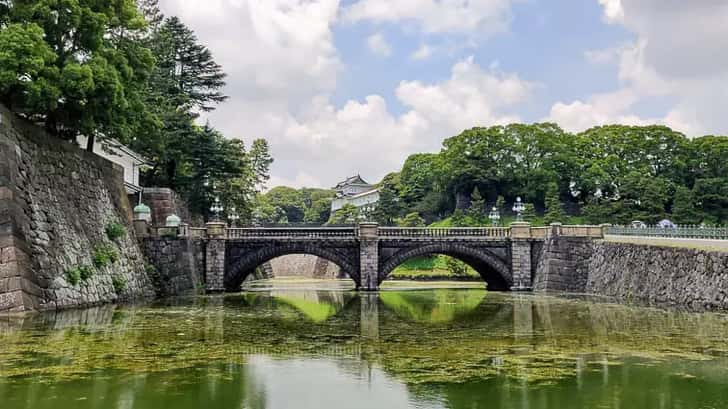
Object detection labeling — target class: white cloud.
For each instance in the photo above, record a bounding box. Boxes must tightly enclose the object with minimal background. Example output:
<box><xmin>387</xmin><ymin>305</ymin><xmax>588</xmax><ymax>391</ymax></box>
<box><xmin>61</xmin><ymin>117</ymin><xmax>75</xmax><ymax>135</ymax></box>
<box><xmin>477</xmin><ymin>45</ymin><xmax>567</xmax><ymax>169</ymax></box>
<box><xmin>160</xmin><ymin>1</ymin><xmax>535</xmax><ymax>188</ymax></box>
<box><xmin>546</xmin><ymin>89</ymin><xmax>653</xmax><ymax>133</ymax></box>
<box><xmin>598</xmin><ymin>0</ymin><xmax>624</xmax><ymax>23</ymax></box>
<box><xmin>411</xmin><ymin>44</ymin><xmax>433</xmax><ymax>60</ymax></box>
<box><xmin>547</xmin><ymin>0</ymin><xmax>728</xmax><ymax>135</ymax></box>
<box><xmin>366</xmin><ymin>33</ymin><xmax>392</xmax><ymax>57</ymax></box>
<box><xmin>344</xmin><ymin>0</ymin><xmax>515</xmax><ymax>36</ymax></box>
<box><xmin>268</xmin><ymin>57</ymin><xmax>535</xmax><ymax>186</ymax></box>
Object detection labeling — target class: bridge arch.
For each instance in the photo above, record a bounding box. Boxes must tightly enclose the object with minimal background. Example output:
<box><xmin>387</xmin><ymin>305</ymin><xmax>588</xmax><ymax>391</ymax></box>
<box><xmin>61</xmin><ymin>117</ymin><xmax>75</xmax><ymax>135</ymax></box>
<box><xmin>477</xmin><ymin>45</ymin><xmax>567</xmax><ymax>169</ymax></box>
<box><xmin>225</xmin><ymin>242</ymin><xmax>359</xmax><ymax>291</ymax></box>
<box><xmin>379</xmin><ymin>243</ymin><xmax>513</xmax><ymax>290</ymax></box>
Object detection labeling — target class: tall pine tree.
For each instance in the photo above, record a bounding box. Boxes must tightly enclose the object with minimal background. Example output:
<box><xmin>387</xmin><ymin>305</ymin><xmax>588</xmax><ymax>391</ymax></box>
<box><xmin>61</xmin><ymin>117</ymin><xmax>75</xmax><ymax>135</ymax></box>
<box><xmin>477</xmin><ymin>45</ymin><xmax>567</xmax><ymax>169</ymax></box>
<box><xmin>544</xmin><ymin>182</ymin><xmax>565</xmax><ymax>224</ymax></box>
<box><xmin>152</xmin><ymin>16</ymin><xmax>227</xmax><ymax>111</ymax></box>
<box><xmin>250</xmin><ymin>139</ymin><xmax>274</xmax><ymax>190</ymax></box>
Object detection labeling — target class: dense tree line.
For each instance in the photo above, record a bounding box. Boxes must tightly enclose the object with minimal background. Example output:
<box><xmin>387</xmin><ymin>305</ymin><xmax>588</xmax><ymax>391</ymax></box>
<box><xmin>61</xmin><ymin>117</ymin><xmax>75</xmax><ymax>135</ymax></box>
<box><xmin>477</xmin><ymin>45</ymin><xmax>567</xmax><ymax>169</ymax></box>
<box><xmin>323</xmin><ymin>123</ymin><xmax>728</xmax><ymax>227</ymax></box>
<box><xmin>253</xmin><ymin>187</ymin><xmax>336</xmax><ymax>225</ymax></box>
<box><xmin>0</xmin><ymin>0</ymin><xmax>272</xmax><ymax>222</ymax></box>
<box><xmin>363</xmin><ymin>123</ymin><xmax>728</xmax><ymax>226</ymax></box>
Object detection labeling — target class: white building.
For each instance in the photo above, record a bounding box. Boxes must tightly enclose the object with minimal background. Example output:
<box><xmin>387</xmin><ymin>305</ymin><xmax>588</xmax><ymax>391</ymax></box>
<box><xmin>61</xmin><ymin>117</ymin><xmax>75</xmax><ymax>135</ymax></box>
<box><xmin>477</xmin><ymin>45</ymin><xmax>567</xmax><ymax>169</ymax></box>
<box><xmin>76</xmin><ymin>136</ymin><xmax>150</xmax><ymax>195</ymax></box>
<box><xmin>330</xmin><ymin>175</ymin><xmax>380</xmax><ymax>213</ymax></box>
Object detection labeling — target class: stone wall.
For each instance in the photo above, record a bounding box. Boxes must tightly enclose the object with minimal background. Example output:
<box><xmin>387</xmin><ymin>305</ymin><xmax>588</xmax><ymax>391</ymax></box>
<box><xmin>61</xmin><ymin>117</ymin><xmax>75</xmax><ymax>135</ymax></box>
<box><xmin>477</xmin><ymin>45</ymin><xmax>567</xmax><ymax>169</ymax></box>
<box><xmin>533</xmin><ymin>236</ymin><xmax>728</xmax><ymax>311</ymax></box>
<box><xmin>533</xmin><ymin>236</ymin><xmax>593</xmax><ymax>292</ymax></box>
<box><xmin>142</xmin><ymin>238</ymin><xmax>204</xmax><ymax>296</ymax></box>
<box><xmin>265</xmin><ymin>255</ymin><xmax>344</xmax><ymax>279</ymax></box>
<box><xmin>586</xmin><ymin>242</ymin><xmax>728</xmax><ymax>311</ymax></box>
<box><xmin>0</xmin><ymin>104</ymin><xmax>153</xmax><ymax>312</ymax></box>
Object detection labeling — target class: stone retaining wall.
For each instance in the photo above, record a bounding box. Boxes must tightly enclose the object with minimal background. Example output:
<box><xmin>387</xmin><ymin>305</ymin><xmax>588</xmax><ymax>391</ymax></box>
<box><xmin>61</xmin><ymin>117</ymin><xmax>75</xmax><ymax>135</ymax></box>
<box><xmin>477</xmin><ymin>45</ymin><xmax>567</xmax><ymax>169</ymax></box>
<box><xmin>0</xmin><ymin>105</ymin><xmax>154</xmax><ymax>312</ymax></box>
<box><xmin>534</xmin><ymin>236</ymin><xmax>728</xmax><ymax>310</ymax></box>
<box><xmin>142</xmin><ymin>238</ymin><xmax>204</xmax><ymax>296</ymax></box>
<box><xmin>586</xmin><ymin>241</ymin><xmax>728</xmax><ymax>311</ymax></box>
<box><xmin>533</xmin><ymin>236</ymin><xmax>593</xmax><ymax>292</ymax></box>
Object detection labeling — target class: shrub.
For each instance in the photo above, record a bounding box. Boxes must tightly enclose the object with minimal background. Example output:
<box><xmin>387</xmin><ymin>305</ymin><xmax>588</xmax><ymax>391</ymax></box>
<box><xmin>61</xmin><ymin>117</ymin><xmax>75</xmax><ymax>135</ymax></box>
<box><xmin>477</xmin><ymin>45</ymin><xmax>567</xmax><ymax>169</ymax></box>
<box><xmin>105</xmin><ymin>222</ymin><xmax>126</xmax><ymax>241</ymax></box>
<box><xmin>78</xmin><ymin>265</ymin><xmax>94</xmax><ymax>281</ymax></box>
<box><xmin>111</xmin><ymin>275</ymin><xmax>127</xmax><ymax>294</ymax></box>
<box><xmin>65</xmin><ymin>265</ymin><xmax>94</xmax><ymax>285</ymax></box>
<box><xmin>65</xmin><ymin>268</ymin><xmax>81</xmax><ymax>286</ymax></box>
<box><xmin>445</xmin><ymin>257</ymin><xmax>470</xmax><ymax>276</ymax></box>
<box><xmin>93</xmin><ymin>245</ymin><xmax>119</xmax><ymax>268</ymax></box>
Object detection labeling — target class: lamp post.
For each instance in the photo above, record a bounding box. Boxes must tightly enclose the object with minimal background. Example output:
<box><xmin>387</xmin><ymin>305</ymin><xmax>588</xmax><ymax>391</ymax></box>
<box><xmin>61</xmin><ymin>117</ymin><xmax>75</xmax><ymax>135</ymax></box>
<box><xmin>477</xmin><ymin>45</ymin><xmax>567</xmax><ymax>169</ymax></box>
<box><xmin>512</xmin><ymin>197</ymin><xmax>525</xmax><ymax>222</ymax></box>
<box><xmin>228</xmin><ymin>206</ymin><xmax>240</xmax><ymax>227</ymax></box>
<box><xmin>210</xmin><ymin>197</ymin><xmax>224</xmax><ymax>222</ymax></box>
<box><xmin>488</xmin><ymin>206</ymin><xmax>501</xmax><ymax>227</ymax></box>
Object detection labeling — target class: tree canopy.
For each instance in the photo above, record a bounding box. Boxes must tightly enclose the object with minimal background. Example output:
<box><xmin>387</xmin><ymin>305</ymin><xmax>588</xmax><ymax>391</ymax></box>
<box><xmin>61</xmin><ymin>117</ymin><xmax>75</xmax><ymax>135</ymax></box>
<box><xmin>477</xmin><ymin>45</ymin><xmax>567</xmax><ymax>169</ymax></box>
<box><xmin>0</xmin><ymin>0</ymin><xmax>273</xmax><ymax>224</ymax></box>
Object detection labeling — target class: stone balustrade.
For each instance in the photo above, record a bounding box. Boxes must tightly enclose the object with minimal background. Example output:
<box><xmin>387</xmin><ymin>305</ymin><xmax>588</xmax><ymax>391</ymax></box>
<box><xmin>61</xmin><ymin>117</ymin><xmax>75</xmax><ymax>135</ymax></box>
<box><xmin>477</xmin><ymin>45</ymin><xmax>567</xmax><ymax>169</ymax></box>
<box><xmin>133</xmin><ymin>220</ymin><xmax>609</xmax><ymax>241</ymax></box>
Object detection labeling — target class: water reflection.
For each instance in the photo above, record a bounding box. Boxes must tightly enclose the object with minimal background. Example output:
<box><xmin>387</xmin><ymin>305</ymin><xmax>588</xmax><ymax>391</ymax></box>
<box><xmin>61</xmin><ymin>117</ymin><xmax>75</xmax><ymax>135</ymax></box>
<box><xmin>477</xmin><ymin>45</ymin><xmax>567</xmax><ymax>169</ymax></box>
<box><xmin>379</xmin><ymin>289</ymin><xmax>486</xmax><ymax>323</ymax></box>
<box><xmin>2</xmin><ymin>286</ymin><xmax>728</xmax><ymax>409</ymax></box>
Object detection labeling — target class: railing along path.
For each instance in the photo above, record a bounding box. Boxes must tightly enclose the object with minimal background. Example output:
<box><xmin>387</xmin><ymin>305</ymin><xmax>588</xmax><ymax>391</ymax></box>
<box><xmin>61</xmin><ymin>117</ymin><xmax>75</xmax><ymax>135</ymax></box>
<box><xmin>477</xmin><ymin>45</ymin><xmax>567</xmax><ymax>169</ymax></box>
<box><xmin>608</xmin><ymin>225</ymin><xmax>728</xmax><ymax>240</ymax></box>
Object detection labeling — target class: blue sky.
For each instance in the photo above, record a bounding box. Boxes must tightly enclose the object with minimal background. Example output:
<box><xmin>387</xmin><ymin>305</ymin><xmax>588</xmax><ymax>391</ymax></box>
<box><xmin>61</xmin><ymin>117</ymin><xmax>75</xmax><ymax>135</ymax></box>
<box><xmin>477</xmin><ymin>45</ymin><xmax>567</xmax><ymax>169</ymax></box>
<box><xmin>159</xmin><ymin>0</ymin><xmax>728</xmax><ymax>188</ymax></box>
<box><xmin>333</xmin><ymin>0</ymin><xmax>631</xmax><ymax>118</ymax></box>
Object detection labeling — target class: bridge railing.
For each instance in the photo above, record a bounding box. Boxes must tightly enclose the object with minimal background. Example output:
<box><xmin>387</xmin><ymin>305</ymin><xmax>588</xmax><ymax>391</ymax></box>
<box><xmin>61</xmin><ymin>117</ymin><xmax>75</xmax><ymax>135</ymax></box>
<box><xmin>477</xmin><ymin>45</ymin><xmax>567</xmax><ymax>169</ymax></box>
<box><xmin>378</xmin><ymin>227</ymin><xmax>511</xmax><ymax>239</ymax></box>
<box><xmin>530</xmin><ymin>226</ymin><xmax>550</xmax><ymax>239</ymax></box>
<box><xmin>608</xmin><ymin>225</ymin><xmax>728</xmax><ymax>240</ymax></box>
<box><xmin>560</xmin><ymin>225</ymin><xmax>605</xmax><ymax>238</ymax></box>
<box><xmin>226</xmin><ymin>227</ymin><xmax>358</xmax><ymax>239</ymax></box>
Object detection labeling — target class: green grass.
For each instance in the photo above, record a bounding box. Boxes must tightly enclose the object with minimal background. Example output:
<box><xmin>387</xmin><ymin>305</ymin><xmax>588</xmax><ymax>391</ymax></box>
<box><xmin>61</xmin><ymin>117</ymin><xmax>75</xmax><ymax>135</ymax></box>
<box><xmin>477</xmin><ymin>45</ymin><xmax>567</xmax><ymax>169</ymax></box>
<box><xmin>391</xmin><ymin>255</ymin><xmax>480</xmax><ymax>280</ymax></box>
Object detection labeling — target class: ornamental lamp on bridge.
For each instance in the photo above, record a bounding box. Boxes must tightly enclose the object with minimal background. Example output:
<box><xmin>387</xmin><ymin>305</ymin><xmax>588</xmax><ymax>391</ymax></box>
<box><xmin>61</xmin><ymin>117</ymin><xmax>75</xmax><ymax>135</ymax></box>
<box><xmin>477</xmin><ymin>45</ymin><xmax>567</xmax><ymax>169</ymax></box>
<box><xmin>512</xmin><ymin>197</ymin><xmax>525</xmax><ymax>222</ymax></box>
<box><xmin>489</xmin><ymin>206</ymin><xmax>501</xmax><ymax>227</ymax></box>
<box><xmin>228</xmin><ymin>207</ymin><xmax>240</xmax><ymax>227</ymax></box>
<box><xmin>210</xmin><ymin>197</ymin><xmax>224</xmax><ymax>222</ymax></box>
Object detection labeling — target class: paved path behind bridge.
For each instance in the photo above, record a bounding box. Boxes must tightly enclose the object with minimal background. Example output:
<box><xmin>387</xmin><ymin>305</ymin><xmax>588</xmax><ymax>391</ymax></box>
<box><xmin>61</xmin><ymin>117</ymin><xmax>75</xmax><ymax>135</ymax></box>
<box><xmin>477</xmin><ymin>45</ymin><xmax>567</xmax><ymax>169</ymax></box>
<box><xmin>604</xmin><ymin>235</ymin><xmax>728</xmax><ymax>252</ymax></box>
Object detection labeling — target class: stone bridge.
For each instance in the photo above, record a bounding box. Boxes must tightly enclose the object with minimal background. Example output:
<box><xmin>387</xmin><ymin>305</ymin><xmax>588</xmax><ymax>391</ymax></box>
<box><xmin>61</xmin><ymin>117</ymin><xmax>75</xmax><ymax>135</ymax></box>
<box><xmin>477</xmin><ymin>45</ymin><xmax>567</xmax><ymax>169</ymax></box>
<box><xmin>187</xmin><ymin>222</ymin><xmax>608</xmax><ymax>292</ymax></box>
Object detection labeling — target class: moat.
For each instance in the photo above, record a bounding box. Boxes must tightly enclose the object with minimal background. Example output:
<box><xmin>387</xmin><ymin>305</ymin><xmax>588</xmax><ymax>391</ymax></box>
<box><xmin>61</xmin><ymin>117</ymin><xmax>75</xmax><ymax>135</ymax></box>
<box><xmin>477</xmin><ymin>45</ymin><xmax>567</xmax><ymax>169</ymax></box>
<box><xmin>2</xmin><ymin>280</ymin><xmax>728</xmax><ymax>409</ymax></box>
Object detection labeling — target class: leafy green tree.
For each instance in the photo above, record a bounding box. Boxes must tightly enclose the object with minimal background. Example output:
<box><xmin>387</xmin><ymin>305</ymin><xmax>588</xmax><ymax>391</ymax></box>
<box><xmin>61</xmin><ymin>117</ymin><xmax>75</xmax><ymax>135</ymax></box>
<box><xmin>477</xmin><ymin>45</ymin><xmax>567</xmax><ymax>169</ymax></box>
<box><xmin>304</xmin><ymin>198</ymin><xmax>333</xmax><ymax>224</ymax></box>
<box><xmin>252</xmin><ymin>195</ymin><xmax>287</xmax><ymax>225</ymax></box>
<box><xmin>0</xmin><ymin>0</ymin><xmax>155</xmax><ymax>145</ymax></box>
<box><xmin>671</xmin><ymin>185</ymin><xmax>701</xmax><ymax>225</ymax></box>
<box><xmin>693</xmin><ymin>178</ymin><xmax>728</xmax><ymax>225</ymax></box>
<box><xmin>543</xmin><ymin>182</ymin><xmax>565</xmax><ymax>224</ymax></box>
<box><xmin>372</xmin><ymin>173</ymin><xmax>402</xmax><ymax>226</ymax></box>
<box><xmin>400</xmin><ymin>153</ymin><xmax>439</xmax><ymax>204</ymax></box>
<box><xmin>398</xmin><ymin>212</ymin><xmax>425</xmax><ymax>227</ymax></box>
<box><xmin>467</xmin><ymin>187</ymin><xmax>486</xmax><ymax>222</ymax></box>
<box><xmin>180</xmin><ymin>124</ymin><xmax>253</xmax><ymax>218</ymax></box>
<box><xmin>328</xmin><ymin>204</ymin><xmax>359</xmax><ymax>225</ymax></box>
<box><xmin>264</xmin><ymin>186</ymin><xmax>306</xmax><ymax>223</ymax></box>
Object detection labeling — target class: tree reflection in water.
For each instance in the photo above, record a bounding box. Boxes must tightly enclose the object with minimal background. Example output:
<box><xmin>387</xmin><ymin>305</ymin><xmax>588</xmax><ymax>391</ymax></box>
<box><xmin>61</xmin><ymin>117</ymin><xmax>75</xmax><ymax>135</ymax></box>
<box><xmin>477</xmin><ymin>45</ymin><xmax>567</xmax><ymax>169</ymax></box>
<box><xmin>1</xmin><ymin>285</ymin><xmax>728</xmax><ymax>409</ymax></box>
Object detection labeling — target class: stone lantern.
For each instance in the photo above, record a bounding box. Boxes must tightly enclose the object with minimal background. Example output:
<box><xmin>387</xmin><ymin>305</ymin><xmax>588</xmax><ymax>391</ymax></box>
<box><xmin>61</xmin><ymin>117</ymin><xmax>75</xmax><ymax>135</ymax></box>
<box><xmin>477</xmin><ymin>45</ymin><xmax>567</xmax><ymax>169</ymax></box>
<box><xmin>133</xmin><ymin>203</ymin><xmax>152</xmax><ymax>223</ymax></box>
<box><xmin>165</xmin><ymin>214</ymin><xmax>182</xmax><ymax>227</ymax></box>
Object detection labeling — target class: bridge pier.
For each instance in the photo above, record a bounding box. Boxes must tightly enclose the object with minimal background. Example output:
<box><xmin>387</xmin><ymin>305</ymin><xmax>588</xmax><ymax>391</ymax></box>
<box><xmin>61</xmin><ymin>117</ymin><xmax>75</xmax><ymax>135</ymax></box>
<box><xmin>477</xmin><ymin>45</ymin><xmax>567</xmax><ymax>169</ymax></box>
<box><xmin>510</xmin><ymin>222</ymin><xmax>533</xmax><ymax>291</ymax></box>
<box><xmin>359</xmin><ymin>223</ymin><xmax>379</xmax><ymax>291</ymax></box>
<box><xmin>205</xmin><ymin>222</ymin><xmax>227</xmax><ymax>292</ymax></box>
